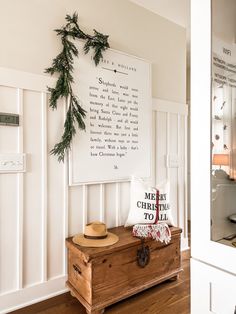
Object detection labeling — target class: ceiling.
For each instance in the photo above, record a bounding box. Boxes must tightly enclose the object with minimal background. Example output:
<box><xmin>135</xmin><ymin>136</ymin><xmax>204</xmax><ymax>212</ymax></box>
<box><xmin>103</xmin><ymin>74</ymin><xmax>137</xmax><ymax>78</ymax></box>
<box><xmin>129</xmin><ymin>0</ymin><xmax>190</xmax><ymax>28</ymax></box>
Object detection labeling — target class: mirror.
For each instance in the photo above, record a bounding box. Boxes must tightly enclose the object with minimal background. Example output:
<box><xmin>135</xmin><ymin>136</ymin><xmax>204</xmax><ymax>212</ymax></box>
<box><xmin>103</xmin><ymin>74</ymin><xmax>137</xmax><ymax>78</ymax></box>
<box><xmin>211</xmin><ymin>0</ymin><xmax>236</xmax><ymax>247</ymax></box>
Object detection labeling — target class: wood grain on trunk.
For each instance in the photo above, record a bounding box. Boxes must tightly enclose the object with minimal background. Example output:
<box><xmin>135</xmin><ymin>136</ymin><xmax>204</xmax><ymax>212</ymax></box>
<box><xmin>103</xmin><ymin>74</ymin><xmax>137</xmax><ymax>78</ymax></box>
<box><xmin>66</xmin><ymin>226</ymin><xmax>182</xmax><ymax>314</ymax></box>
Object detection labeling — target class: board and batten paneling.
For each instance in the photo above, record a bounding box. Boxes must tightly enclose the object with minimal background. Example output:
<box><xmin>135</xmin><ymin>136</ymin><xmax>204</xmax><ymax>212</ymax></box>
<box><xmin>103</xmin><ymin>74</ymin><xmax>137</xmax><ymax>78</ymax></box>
<box><xmin>0</xmin><ymin>68</ymin><xmax>188</xmax><ymax>313</ymax></box>
<box><xmin>153</xmin><ymin>99</ymin><xmax>188</xmax><ymax>245</ymax></box>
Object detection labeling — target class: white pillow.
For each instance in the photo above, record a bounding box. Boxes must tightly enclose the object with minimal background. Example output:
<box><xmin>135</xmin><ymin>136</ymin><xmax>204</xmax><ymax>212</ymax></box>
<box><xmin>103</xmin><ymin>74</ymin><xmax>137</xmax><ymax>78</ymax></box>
<box><xmin>125</xmin><ymin>177</ymin><xmax>174</xmax><ymax>227</ymax></box>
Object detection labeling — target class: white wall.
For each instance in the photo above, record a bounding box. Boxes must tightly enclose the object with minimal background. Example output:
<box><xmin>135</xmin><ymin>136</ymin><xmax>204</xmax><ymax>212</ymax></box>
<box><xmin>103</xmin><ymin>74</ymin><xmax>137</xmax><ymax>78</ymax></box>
<box><xmin>0</xmin><ymin>0</ymin><xmax>186</xmax><ymax>103</ymax></box>
<box><xmin>0</xmin><ymin>1</ymin><xmax>187</xmax><ymax>312</ymax></box>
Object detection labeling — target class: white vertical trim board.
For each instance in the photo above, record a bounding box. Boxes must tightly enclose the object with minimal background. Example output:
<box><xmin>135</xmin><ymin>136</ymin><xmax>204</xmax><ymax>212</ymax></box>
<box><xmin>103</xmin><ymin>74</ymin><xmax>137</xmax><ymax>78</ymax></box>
<box><xmin>82</xmin><ymin>185</ymin><xmax>88</xmax><ymax>233</ymax></box>
<box><xmin>17</xmin><ymin>88</ymin><xmax>24</xmax><ymax>290</ymax></box>
<box><xmin>115</xmin><ymin>183</ymin><xmax>121</xmax><ymax>226</ymax></box>
<box><xmin>184</xmin><ymin>115</ymin><xmax>188</xmax><ymax>239</ymax></box>
<box><xmin>99</xmin><ymin>184</ymin><xmax>105</xmax><ymax>222</ymax></box>
<box><xmin>41</xmin><ymin>92</ymin><xmax>48</xmax><ymax>283</ymax></box>
<box><xmin>166</xmin><ymin>112</ymin><xmax>170</xmax><ymax>180</ymax></box>
<box><xmin>63</xmin><ymin>101</ymin><xmax>69</xmax><ymax>276</ymax></box>
<box><xmin>176</xmin><ymin>114</ymin><xmax>180</xmax><ymax>227</ymax></box>
<box><xmin>151</xmin><ymin>111</ymin><xmax>157</xmax><ymax>186</ymax></box>
<box><xmin>152</xmin><ymin>98</ymin><xmax>189</xmax><ymax>250</ymax></box>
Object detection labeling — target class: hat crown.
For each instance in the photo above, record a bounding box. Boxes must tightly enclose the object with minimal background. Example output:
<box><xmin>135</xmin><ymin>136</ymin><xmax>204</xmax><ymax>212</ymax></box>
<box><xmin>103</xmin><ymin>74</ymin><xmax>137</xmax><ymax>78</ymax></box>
<box><xmin>72</xmin><ymin>221</ymin><xmax>119</xmax><ymax>247</ymax></box>
<box><xmin>84</xmin><ymin>221</ymin><xmax>107</xmax><ymax>237</ymax></box>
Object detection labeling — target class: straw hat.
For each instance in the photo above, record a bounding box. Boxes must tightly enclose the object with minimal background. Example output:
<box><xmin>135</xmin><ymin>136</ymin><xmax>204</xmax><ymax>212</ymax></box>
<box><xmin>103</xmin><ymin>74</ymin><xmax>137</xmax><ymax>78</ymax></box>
<box><xmin>72</xmin><ymin>221</ymin><xmax>119</xmax><ymax>247</ymax></box>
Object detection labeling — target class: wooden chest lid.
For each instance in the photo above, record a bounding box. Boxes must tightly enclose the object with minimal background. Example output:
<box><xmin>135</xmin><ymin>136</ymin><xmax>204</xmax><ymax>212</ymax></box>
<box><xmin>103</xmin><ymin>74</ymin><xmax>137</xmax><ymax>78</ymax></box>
<box><xmin>66</xmin><ymin>226</ymin><xmax>182</xmax><ymax>261</ymax></box>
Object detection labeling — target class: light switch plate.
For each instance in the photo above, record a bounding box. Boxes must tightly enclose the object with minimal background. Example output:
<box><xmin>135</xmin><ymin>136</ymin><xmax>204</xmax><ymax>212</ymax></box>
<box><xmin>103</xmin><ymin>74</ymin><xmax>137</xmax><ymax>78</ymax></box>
<box><xmin>0</xmin><ymin>153</ymin><xmax>26</xmax><ymax>173</ymax></box>
<box><xmin>166</xmin><ymin>154</ymin><xmax>181</xmax><ymax>168</ymax></box>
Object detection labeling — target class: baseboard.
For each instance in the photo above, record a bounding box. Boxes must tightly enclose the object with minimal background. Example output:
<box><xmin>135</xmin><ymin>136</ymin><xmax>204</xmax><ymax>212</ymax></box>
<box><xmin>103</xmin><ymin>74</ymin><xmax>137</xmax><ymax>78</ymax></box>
<box><xmin>181</xmin><ymin>237</ymin><xmax>189</xmax><ymax>252</ymax></box>
<box><xmin>0</xmin><ymin>276</ymin><xmax>68</xmax><ymax>314</ymax></box>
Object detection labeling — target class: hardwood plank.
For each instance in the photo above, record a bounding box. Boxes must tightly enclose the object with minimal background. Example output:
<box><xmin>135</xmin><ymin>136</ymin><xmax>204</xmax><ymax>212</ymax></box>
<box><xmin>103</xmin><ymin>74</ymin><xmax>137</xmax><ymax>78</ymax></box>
<box><xmin>9</xmin><ymin>293</ymin><xmax>75</xmax><ymax>314</ymax></box>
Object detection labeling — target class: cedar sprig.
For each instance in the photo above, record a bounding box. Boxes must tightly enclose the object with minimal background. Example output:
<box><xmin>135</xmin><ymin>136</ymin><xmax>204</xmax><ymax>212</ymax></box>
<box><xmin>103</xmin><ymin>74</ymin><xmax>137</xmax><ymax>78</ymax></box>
<box><xmin>50</xmin><ymin>95</ymin><xmax>86</xmax><ymax>162</ymax></box>
<box><xmin>45</xmin><ymin>12</ymin><xmax>109</xmax><ymax>162</ymax></box>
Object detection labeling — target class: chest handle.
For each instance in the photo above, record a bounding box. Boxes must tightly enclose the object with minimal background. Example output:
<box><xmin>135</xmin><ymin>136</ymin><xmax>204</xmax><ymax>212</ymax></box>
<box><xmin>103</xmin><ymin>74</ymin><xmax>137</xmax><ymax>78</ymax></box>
<box><xmin>73</xmin><ymin>264</ymin><xmax>82</xmax><ymax>275</ymax></box>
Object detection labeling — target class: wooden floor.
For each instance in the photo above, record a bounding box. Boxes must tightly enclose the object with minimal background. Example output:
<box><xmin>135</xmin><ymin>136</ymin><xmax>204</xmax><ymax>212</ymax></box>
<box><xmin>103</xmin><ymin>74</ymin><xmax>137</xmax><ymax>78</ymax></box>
<box><xmin>11</xmin><ymin>251</ymin><xmax>190</xmax><ymax>314</ymax></box>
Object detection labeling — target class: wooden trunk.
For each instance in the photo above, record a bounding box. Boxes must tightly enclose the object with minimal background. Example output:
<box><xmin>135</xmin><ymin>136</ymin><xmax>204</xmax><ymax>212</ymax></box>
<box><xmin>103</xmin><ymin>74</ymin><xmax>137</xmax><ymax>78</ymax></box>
<box><xmin>66</xmin><ymin>226</ymin><xmax>182</xmax><ymax>314</ymax></box>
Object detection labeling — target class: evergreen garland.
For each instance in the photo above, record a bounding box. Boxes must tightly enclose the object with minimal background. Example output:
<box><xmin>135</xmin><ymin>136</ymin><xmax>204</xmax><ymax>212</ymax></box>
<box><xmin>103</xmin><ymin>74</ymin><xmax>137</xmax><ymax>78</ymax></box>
<box><xmin>45</xmin><ymin>12</ymin><xmax>109</xmax><ymax>162</ymax></box>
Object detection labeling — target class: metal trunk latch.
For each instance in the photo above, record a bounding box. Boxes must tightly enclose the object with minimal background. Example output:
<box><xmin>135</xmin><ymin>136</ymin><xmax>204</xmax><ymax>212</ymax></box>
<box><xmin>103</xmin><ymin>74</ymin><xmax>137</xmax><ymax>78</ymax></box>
<box><xmin>137</xmin><ymin>238</ymin><xmax>150</xmax><ymax>268</ymax></box>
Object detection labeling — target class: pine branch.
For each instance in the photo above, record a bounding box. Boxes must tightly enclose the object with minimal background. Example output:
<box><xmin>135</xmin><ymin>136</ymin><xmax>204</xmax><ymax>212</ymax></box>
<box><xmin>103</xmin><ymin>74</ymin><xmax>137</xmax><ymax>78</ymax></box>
<box><xmin>83</xmin><ymin>29</ymin><xmax>109</xmax><ymax>65</ymax></box>
<box><xmin>45</xmin><ymin>12</ymin><xmax>109</xmax><ymax>162</ymax></box>
<box><xmin>50</xmin><ymin>103</ymin><xmax>76</xmax><ymax>162</ymax></box>
<box><xmin>50</xmin><ymin>96</ymin><xmax>87</xmax><ymax>162</ymax></box>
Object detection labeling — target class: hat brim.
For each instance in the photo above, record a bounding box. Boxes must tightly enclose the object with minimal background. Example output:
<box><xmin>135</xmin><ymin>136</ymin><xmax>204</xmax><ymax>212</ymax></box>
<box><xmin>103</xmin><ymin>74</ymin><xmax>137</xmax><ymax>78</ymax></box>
<box><xmin>72</xmin><ymin>232</ymin><xmax>119</xmax><ymax>247</ymax></box>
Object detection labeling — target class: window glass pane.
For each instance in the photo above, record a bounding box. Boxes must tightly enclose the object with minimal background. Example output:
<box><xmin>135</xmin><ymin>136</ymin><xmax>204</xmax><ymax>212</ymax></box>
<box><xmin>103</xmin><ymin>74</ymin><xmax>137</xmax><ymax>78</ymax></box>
<box><xmin>211</xmin><ymin>0</ymin><xmax>236</xmax><ymax>248</ymax></box>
